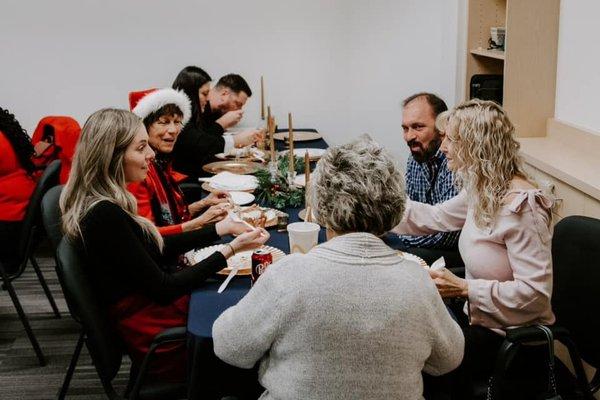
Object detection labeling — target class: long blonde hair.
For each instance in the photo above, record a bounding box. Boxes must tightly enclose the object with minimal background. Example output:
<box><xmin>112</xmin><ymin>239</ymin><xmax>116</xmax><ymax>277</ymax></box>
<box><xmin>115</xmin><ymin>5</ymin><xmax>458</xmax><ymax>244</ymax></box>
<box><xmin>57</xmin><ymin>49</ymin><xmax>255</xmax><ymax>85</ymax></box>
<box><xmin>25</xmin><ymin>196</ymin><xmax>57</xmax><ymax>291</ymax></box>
<box><xmin>445</xmin><ymin>99</ymin><xmax>530</xmax><ymax>228</ymax></box>
<box><xmin>60</xmin><ymin>108</ymin><xmax>163</xmax><ymax>249</ymax></box>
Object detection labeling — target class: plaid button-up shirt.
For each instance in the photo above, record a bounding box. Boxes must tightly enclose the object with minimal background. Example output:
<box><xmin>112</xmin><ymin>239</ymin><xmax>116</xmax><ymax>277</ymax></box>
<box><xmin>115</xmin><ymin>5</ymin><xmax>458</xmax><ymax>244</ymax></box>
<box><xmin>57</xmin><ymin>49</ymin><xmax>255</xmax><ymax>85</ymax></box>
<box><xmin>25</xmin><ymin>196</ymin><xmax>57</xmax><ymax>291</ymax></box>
<box><xmin>400</xmin><ymin>149</ymin><xmax>460</xmax><ymax>249</ymax></box>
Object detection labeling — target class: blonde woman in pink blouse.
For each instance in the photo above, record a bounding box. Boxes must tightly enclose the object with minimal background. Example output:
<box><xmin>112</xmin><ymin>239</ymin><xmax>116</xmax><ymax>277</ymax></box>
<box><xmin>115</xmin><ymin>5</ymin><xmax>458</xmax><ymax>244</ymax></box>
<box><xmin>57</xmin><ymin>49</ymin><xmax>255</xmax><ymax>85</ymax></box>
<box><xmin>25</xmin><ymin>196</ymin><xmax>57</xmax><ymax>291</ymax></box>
<box><xmin>394</xmin><ymin>99</ymin><xmax>554</xmax><ymax>398</ymax></box>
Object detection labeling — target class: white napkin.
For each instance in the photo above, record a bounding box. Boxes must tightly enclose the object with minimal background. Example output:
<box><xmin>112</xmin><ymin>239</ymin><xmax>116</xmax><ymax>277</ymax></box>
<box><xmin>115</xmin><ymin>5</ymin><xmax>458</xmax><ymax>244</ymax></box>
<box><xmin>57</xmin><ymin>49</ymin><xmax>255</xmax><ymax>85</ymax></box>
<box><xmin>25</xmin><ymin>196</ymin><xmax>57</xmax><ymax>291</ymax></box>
<box><xmin>198</xmin><ymin>171</ymin><xmax>258</xmax><ymax>191</ymax></box>
<box><xmin>430</xmin><ymin>257</ymin><xmax>446</xmax><ymax>271</ymax></box>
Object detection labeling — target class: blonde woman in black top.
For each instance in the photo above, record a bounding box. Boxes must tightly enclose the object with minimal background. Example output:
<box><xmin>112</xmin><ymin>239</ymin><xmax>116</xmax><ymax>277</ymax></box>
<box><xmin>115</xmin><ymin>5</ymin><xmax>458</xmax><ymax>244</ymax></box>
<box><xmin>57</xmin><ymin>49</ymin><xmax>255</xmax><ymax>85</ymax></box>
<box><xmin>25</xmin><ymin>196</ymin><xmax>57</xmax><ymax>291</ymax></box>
<box><xmin>60</xmin><ymin>108</ymin><xmax>268</xmax><ymax>381</ymax></box>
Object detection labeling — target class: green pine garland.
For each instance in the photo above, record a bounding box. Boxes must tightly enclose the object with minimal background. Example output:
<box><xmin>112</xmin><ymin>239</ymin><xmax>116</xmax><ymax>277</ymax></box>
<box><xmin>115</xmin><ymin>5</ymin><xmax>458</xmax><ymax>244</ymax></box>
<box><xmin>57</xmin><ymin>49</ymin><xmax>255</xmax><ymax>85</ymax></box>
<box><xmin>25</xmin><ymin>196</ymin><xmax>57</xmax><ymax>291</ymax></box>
<box><xmin>254</xmin><ymin>154</ymin><xmax>306</xmax><ymax>210</ymax></box>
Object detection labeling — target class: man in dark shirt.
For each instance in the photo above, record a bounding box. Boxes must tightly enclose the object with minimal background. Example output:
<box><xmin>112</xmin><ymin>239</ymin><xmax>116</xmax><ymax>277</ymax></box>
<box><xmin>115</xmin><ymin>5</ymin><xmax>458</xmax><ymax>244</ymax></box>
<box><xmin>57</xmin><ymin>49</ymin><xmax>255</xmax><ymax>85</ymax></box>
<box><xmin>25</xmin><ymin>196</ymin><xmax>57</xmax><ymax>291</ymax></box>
<box><xmin>172</xmin><ymin>74</ymin><xmax>263</xmax><ymax>181</ymax></box>
<box><xmin>397</xmin><ymin>92</ymin><xmax>463</xmax><ymax>268</ymax></box>
<box><xmin>203</xmin><ymin>74</ymin><xmax>253</xmax><ymax>135</ymax></box>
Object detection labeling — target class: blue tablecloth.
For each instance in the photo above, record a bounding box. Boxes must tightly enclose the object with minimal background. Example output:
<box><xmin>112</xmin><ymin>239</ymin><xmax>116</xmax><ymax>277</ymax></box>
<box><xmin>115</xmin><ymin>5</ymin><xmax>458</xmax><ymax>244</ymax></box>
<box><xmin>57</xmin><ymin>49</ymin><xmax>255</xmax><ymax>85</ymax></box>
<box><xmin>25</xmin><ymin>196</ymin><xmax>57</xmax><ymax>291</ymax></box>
<box><xmin>187</xmin><ymin>203</ymin><xmax>327</xmax><ymax>339</ymax></box>
<box><xmin>187</xmin><ymin>134</ymin><xmax>328</xmax><ymax>399</ymax></box>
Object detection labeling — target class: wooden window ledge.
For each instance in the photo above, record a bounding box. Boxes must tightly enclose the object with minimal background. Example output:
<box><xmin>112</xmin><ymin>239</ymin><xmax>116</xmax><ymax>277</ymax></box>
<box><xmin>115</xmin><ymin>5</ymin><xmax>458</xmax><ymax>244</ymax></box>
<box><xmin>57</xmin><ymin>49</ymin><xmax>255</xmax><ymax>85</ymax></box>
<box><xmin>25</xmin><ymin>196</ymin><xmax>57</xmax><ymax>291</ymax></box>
<box><xmin>518</xmin><ymin>119</ymin><xmax>600</xmax><ymax>201</ymax></box>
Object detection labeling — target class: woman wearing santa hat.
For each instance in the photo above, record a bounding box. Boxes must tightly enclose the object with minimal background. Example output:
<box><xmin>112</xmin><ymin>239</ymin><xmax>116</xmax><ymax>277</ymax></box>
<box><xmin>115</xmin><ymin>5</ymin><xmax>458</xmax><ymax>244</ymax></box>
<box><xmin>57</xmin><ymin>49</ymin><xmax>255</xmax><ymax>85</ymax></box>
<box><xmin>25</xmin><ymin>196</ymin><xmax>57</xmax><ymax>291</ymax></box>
<box><xmin>128</xmin><ymin>87</ymin><xmax>230</xmax><ymax>237</ymax></box>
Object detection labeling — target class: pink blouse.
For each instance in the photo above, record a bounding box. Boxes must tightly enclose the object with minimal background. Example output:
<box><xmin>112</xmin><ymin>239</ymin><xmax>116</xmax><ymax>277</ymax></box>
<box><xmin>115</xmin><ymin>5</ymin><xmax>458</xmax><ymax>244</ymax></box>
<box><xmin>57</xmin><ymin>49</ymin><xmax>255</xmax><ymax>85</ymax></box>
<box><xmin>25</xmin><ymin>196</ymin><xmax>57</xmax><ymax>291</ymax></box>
<box><xmin>394</xmin><ymin>189</ymin><xmax>555</xmax><ymax>330</ymax></box>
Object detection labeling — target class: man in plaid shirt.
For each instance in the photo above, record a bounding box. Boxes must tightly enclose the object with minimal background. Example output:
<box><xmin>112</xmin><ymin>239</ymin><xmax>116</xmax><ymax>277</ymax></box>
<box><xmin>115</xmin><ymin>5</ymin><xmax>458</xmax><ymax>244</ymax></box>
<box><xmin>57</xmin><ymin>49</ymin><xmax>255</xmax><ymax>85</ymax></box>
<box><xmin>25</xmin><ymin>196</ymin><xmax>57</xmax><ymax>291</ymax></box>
<box><xmin>397</xmin><ymin>93</ymin><xmax>463</xmax><ymax>267</ymax></box>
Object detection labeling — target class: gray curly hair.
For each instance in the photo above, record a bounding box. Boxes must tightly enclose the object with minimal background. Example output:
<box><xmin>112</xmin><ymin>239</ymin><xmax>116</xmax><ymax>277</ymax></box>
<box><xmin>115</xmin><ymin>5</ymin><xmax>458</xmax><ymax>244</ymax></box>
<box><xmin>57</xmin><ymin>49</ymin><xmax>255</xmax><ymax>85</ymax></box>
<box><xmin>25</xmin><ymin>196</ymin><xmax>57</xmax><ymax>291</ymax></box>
<box><xmin>309</xmin><ymin>135</ymin><xmax>406</xmax><ymax>236</ymax></box>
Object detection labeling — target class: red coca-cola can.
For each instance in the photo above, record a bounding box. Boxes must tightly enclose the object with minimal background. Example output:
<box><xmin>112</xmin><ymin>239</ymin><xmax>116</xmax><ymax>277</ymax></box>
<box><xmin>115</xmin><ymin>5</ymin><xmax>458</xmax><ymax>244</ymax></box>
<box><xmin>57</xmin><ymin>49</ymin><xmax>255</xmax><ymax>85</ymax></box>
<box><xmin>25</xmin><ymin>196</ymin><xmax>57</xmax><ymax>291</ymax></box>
<box><xmin>251</xmin><ymin>249</ymin><xmax>273</xmax><ymax>284</ymax></box>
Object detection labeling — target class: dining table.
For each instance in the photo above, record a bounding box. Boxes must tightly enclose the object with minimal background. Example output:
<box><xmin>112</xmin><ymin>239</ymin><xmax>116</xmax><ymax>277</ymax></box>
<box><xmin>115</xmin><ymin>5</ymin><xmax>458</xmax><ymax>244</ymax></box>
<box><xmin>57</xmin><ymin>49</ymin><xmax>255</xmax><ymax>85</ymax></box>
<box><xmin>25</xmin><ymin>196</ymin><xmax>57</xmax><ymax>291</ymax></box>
<box><xmin>186</xmin><ymin>130</ymin><xmax>328</xmax><ymax>400</ymax></box>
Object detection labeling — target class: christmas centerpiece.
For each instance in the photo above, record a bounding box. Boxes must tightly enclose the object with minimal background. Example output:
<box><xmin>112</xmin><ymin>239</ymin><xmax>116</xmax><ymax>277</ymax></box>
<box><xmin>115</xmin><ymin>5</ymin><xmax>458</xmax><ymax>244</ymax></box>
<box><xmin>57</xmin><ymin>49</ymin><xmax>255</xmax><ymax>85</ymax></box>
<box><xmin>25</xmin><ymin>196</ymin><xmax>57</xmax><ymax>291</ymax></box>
<box><xmin>254</xmin><ymin>153</ymin><xmax>305</xmax><ymax>209</ymax></box>
<box><xmin>254</xmin><ymin>113</ymin><xmax>310</xmax><ymax>210</ymax></box>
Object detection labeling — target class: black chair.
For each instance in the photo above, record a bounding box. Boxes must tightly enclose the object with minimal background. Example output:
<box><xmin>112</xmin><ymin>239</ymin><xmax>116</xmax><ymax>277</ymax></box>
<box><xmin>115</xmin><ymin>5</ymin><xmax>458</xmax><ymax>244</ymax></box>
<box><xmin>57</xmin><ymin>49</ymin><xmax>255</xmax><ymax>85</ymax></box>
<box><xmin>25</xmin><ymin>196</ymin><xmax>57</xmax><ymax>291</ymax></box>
<box><xmin>55</xmin><ymin>237</ymin><xmax>187</xmax><ymax>400</ymax></box>
<box><xmin>0</xmin><ymin>159</ymin><xmax>62</xmax><ymax>366</ymax></box>
<box><xmin>40</xmin><ymin>184</ymin><xmax>64</xmax><ymax>250</ymax></box>
<box><xmin>481</xmin><ymin>215</ymin><xmax>600</xmax><ymax>399</ymax></box>
<box><xmin>40</xmin><ymin>184</ymin><xmax>82</xmax><ymax>399</ymax></box>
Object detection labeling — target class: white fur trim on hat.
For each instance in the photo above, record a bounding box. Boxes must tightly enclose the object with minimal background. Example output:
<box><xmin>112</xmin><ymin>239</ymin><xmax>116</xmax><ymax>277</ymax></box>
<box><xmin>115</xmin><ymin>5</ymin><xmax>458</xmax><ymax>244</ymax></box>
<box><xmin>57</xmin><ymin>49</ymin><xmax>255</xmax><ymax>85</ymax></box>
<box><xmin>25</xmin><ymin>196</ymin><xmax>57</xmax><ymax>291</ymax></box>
<box><xmin>132</xmin><ymin>88</ymin><xmax>192</xmax><ymax>125</ymax></box>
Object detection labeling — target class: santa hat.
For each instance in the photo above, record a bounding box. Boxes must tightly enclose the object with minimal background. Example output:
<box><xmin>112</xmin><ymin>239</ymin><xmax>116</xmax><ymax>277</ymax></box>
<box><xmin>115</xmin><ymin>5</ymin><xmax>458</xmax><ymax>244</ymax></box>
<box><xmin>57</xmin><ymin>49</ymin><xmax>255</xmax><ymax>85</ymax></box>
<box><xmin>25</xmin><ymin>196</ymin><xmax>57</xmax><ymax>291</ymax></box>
<box><xmin>129</xmin><ymin>88</ymin><xmax>192</xmax><ymax>125</ymax></box>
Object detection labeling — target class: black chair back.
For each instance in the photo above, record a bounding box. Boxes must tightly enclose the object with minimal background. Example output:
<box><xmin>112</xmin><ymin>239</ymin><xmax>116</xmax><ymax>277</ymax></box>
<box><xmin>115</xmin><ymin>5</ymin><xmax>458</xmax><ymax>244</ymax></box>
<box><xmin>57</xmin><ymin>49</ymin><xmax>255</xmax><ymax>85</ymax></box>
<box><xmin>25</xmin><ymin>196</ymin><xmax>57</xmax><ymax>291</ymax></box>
<box><xmin>56</xmin><ymin>237</ymin><xmax>124</xmax><ymax>396</ymax></box>
<box><xmin>552</xmin><ymin>215</ymin><xmax>600</xmax><ymax>370</ymax></box>
<box><xmin>7</xmin><ymin>160</ymin><xmax>61</xmax><ymax>276</ymax></box>
<box><xmin>41</xmin><ymin>185</ymin><xmax>64</xmax><ymax>250</ymax></box>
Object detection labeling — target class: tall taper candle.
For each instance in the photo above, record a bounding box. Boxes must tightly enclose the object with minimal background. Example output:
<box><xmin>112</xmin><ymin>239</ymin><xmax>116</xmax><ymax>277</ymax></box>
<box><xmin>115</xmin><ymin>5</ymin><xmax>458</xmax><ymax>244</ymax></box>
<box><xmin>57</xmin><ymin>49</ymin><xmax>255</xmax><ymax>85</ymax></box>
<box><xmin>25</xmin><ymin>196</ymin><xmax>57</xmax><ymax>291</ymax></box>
<box><xmin>304</xmin><ymin>150</ymin><xmax>310</xmax><ymax>185</ymax></box>
<box><xmin>270</xmin><ymin>117</ymin><xmax>276</xmax><ymax>162</ymax></box>
<box><xmin>288</xmin><ymin>113</ymin><xmax>294</xmax><ymax>173</ymax></box>
<box><xmin>260</xmin><ymin>76</ymin><xmax>265</xmax><ymax>120</ymax></box>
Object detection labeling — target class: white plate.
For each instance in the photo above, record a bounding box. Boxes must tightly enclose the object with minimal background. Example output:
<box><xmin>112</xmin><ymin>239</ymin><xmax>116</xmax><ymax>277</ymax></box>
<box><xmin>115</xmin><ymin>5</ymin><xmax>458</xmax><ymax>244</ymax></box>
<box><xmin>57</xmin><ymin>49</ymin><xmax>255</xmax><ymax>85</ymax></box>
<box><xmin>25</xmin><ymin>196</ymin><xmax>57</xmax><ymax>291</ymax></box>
<box><xmin>187</xmin><ymin>244</ymin><xmax>285</xmax><ymax>275</ymax></box>
<box><xmin>280</xmin><ymin>148</ymin><xmax>326</xmax><ymax>160</ymax></box>
<box><xmin>199</xmin><ymin>172</ymin><xmax>258</xmax><ymax>191</ymax></box>
<box><xmin>238</xmin><ymin>206</ymin><xmax>278</xmax><ymax>227</ymax></box>
<box><xmin>230</xmin><ymin>191</ymin><xmax>255</xmax><ymax>205</ymax></box>
<box><xmin>293</xmin><ymin>174</ymin><xmax>307</xmax><ymax>187</ymax></box>
<box><xmin>210</xmin><ymin>181</ymin><xmax>258</xmax><ymax>191</ymax></box>
<box><xmin>216</xmin><ymin>148</ymin><xmax>266</xmax><ymax>161</ymax></box>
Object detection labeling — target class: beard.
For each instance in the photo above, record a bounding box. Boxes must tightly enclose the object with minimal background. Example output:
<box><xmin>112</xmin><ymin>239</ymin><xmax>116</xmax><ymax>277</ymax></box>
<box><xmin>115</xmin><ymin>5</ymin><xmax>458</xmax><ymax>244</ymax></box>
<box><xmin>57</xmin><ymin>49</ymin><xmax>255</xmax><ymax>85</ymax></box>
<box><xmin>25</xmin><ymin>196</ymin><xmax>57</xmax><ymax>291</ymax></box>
<box><xmin>408</xmin><ymin>137</ymin><xmax>441</xmax><ymax>163</ymax></box>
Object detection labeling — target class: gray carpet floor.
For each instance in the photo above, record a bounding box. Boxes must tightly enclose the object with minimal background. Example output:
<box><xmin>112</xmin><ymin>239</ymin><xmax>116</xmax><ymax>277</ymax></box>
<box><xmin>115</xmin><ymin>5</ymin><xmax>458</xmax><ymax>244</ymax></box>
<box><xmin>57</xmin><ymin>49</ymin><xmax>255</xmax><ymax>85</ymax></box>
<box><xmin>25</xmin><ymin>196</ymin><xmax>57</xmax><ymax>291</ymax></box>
<box><xmin>0</xmin><ymin>248</ymin><xmax>130</xmax><ymax>399</ymax></box>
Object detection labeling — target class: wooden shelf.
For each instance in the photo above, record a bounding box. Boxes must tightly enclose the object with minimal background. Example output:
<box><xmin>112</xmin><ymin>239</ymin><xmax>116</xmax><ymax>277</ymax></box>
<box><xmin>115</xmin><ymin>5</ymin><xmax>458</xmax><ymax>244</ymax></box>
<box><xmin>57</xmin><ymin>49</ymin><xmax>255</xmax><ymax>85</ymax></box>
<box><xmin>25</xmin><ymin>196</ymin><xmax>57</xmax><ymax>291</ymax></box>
<box><xmin>470</xmin><ymin>48</ymin><xmax>505</xmax><ymax>60</ymax></box>
<box><xmin>464</xmin><ymin>0</ymin><xmax>560</xmax><ymax>137</ymax></box>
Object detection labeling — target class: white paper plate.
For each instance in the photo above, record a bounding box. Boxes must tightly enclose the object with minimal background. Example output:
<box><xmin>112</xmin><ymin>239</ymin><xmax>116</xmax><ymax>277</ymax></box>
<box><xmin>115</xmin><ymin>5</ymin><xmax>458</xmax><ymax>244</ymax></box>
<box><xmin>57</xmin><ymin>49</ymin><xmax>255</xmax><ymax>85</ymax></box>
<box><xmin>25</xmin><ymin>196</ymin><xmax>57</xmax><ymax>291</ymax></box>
<box><xmin>199</xmin><ymin>172</ymin><xmax>258</xmax><ymax>191</ymax></box>
<box><xmin>187</xmin><ymin>244</ymin><xmax>285</xmax><ymax>275</ymax></box>
<box><xmin>280</xmin><ymin>148</ymin><xmax>326</xmax><ymax>160</ymax></box>
<box><xmin>238</xmin><ymin>206</ymin><xmax>279</xmax><ymax>228</ymax></box>
<box><xmin>293</xmin><ymin>174</ymin><xmax>306</xmax><ymax>187</ymax></box>
<box><xmin>216</xmin><ymin>148</ymin><xmax>266</xmax><ymax>160</ymax></box>
<box><xmin>230</xmin><ymin>191</ymin><xmax>255</xmax><ymax>205</ymax></box>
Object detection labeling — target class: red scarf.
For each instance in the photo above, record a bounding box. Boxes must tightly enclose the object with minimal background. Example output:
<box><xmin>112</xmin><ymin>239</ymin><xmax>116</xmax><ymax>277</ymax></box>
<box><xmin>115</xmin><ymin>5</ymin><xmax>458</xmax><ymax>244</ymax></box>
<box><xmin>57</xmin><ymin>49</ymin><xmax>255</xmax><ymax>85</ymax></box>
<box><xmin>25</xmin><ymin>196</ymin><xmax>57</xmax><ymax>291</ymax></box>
<box><xmin>146</xmin><ymin>157</ymin><xmax>191</xmax><ymax>228</ymax></box>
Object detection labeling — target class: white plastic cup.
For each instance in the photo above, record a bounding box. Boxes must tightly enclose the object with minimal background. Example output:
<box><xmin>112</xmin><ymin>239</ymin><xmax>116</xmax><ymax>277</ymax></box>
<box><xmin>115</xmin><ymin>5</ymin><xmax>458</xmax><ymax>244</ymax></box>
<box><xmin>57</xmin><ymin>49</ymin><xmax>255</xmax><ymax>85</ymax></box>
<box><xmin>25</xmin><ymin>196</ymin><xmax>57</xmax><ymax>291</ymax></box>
<box><xmin>287</xmin><ymin>222</ymin><xmax>320</xmax><ymax>254</ymax></box>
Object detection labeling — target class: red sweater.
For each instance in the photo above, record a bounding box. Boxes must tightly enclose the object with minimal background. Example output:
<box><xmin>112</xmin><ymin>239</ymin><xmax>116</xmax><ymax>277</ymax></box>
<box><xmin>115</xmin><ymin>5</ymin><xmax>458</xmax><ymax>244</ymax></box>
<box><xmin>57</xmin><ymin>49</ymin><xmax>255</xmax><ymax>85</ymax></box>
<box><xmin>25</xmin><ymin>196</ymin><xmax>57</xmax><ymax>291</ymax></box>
<box><xmin>0</xmin><ymin>131</ymin><xmax>36</xmax><ymax>221</ymax></box>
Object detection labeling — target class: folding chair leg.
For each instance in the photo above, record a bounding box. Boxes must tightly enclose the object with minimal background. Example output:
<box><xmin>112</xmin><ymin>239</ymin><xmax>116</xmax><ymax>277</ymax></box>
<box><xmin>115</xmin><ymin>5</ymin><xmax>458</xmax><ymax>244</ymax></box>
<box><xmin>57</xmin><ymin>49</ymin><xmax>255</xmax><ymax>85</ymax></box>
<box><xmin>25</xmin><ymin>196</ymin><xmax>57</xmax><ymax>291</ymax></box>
<box><xmin>58</xmin><ymin>331</ymin><xmax>85</xmax><ymax>400</ymax></box>
<box><xmin>29</xmin><ymin>256</ymin><xmax>61</xmax><ymax>318</ymax></box>
<box><xmin>0</xmin><ymin>265</ymin><xmax>46</xmax><ymax>366</ymax></box>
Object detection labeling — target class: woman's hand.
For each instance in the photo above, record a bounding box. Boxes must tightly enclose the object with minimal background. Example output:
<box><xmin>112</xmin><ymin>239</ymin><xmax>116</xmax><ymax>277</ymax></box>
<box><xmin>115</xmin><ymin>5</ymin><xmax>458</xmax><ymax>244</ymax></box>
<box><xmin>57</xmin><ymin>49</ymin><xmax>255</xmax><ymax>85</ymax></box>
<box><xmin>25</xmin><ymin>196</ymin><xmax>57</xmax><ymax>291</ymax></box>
<box><xmin>219</xmin><ymin>228</ymin><xmax>270</xmax><ymax>259</ymax></box>
<box><xmin>188</xmin><ymin>191</ymin><xmax>230</xmax><ymax>215</ymax></box>
<box><xmin>215</xmin><ymin>214</ymin><xmax>254</xmax><ymax>237</ymax></box>
<box><xmin>216</xmin><ymin>110</ymin><xmax>243</xmax><ymax>129</ymax></box>
<box><xmin>230</xmin><ymin>228</ymin><xmax>270</xmax><ymax>253</ymax></box>
<box><xmin>428</xmin><ymin>268</ymin><xmax>469</xmax><ymax>298</ymax></box>
<box><xmin>189</xmin><ymin>204</ymin><xmax>228</xmax><ymax>229</ymax></box>
<box><xmin>233</xmin><ymin>129</ymin><xmax>265</xmax><ymax>148</ymax></box>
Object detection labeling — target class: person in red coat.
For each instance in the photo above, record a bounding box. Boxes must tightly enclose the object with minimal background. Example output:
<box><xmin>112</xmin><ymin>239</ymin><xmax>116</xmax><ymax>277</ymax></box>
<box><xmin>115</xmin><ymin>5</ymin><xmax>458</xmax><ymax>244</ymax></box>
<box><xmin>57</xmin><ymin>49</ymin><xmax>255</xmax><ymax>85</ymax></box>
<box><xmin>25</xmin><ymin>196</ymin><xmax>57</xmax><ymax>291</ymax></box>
<box><xmin>31</xmin><ymin>116</ymin><xmax>81</xmax><ymax>184</ymax></box>
<box><xmin>127</xmin><ymin>88</ymin><xmax>230</xmax><ymax>237</ymax></box>
<box><xmin>0</xmin><ymin>107</ymin><xmax>37</xmax><ymax>267</ymax></box>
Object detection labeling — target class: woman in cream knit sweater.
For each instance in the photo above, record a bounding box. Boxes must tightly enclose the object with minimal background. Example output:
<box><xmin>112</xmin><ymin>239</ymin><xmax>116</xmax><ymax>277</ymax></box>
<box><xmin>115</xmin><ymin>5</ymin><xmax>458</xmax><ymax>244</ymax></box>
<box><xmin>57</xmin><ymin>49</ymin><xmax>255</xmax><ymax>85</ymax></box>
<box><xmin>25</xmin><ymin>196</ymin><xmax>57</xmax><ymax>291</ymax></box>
<box><xmin>213</xmin><ymin>136</ymin><xmax>464</xmax><ymax>400</ymax></box>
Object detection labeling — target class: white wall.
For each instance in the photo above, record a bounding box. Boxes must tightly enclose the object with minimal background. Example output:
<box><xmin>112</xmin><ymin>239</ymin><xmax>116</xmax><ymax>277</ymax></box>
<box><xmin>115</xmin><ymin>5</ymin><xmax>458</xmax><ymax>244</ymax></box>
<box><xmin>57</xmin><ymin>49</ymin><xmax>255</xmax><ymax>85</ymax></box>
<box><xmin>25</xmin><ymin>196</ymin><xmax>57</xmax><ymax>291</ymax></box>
<box><xmin>1</xmin><ymin>0</ymin><xmax>460</xmax><ymax>165</ymax></box>
<box><xmin>555</xmin><ymin>0</ymin><xmax>600</xmax><ymax>135</ymax></box>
